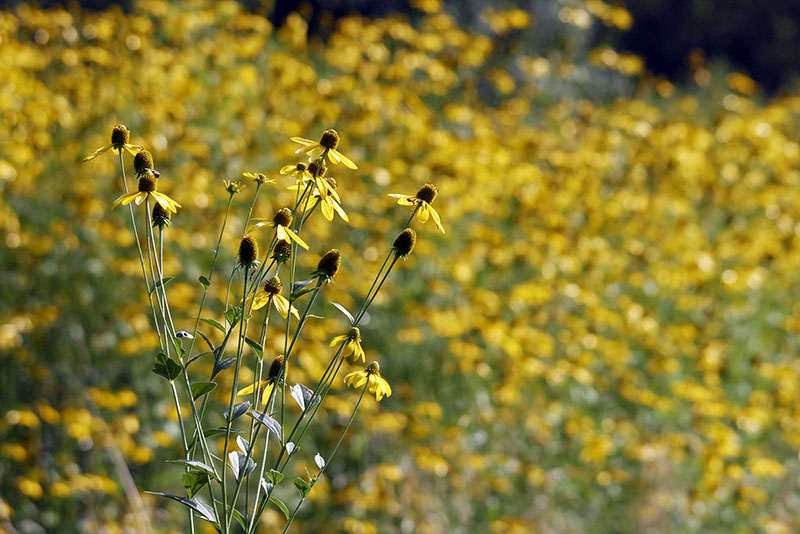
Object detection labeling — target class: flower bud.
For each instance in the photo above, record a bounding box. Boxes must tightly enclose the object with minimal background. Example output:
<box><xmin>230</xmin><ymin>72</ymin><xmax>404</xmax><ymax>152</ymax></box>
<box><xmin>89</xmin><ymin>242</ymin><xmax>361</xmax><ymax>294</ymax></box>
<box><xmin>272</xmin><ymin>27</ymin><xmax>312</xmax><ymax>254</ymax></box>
<box><xmin>316</xmin><ymin>249</ymin><xmax>341</xmax><ymax>279</ymax></box>
<box><xmin>134</xmin><ymin>149</ymin><xmax>154</xmax><ymax>174</ymax></box>
<box><xmin>152</xmin><ymin>202</ymin><xmax>172</xmax><ymax>228</ymax></box>
<box><xmin>272</xmin><ymin>240</ymin><xmax>292</xmax><ymax>263</ymax></box>
<box><xmin>393</xmin><ymin>228</ymin><xmax>416</xmax><ymax>258</ymax></box>
<box><xmin>238</xmin><ymin>236</ymin><xmax>259</xmax><ymax>266</ymax></box>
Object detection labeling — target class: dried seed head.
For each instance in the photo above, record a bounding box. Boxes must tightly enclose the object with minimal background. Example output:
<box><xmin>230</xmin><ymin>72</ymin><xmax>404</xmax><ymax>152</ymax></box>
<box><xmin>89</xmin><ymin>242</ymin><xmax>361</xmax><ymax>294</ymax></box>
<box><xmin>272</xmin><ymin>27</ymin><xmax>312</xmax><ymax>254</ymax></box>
<box><xmin>111</xmin><ymin>124</ymin><xmax>130</xmax><ymax>146</ymax></box>
<box><xmin>268</xmin><ymin>355</ymin><xmax>285</xmax><ymax>380</ymax></box>
<box><xmin>263</xmin><ymin>276</ymin><xmax>283</xmax><ymax>295</ymax></box>
<box><xmin>137</xmin><ymin>170</ymin><xmax>158</xmax><ymax>193</ymax></box>
<box><xmin>348</xmin><ymin>327</ymin><xmax>361</xmax><ymax>340</ymax></box>
<box><xmin>366</xmin><ymin>361</ymin><xmax>381</xmax><ymax>374</ymax></box>
<box><xmin>307</xmin><ymin>160</ymin><xmax>327</xmax><ymax>177</ymax></box>
<box><xmin>273</xmin><ymin>207</ymin><xmax>293</xmax><ymax>227</ymax></box>
<box><xmin>152</xmin><ymin>202</ymin><xmax>172</xmax><ymax>227</ymax></box>
<box><xmin>415</xmin><ymin>183</ymin><xmax>438</xmax><ymax>204</ymax></box>
<box><xmin>319</xmin><ymin>129</ymin><xmax>340</xmax><ymax>150</ymax></box>
<box><xmin>238</xmin><ymin>236</ymin><xmax>259</xmax><ymax>265</ymax></box>
<box><xmin>272</xmin><ymin>240</ymin><xmax>292</xmax><ymax>263</ymax></box>
<box><xmin>393</xmin><ymin>228</ymin><xmax>417</xmax><ymax>258</ymax></box>
<box><xmin>134</xmin><ymin>149</ymin><xmax>154</xmax><ymax>174</ymax></box>
<box><xmin>316</xmin><ymin>249</ymin><xmax>341</xmax><ymax>279</ymax></box>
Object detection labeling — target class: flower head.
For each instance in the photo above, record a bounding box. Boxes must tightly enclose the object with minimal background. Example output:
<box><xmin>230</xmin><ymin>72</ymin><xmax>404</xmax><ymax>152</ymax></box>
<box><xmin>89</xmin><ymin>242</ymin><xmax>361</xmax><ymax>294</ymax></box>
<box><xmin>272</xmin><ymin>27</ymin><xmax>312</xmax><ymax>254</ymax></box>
<box><xmin>312</xmin><ymin>249</ymin><xmax>341</xmax><ymax>281</ymax></box>
<box><xmin>237</xmin><ymin>355</ymin><xmax>285</xmax><ymax>406</ymax></box>
<box><xmin>111</xmin><ymin>170</ymin><xmax>180</xmax><ymax>213</ymax></box>
<box><xmin>251</xmin><ymin>276</ymin><xmax>299</xmax><ymax>319</ymax></box>
<box><xmin>344</xmin><ymin>361</ymin><xmax>392</xmax><ymax>401</ymax></box>
<box><xmin>272</xmin><ymin>240</ymin><xmax>292</xmax><ymax>264</ymax></box>
<box><xmin>392</xmin><ymin>228</ymin><xmax>417</xmax><ymax>259</ymax></box>
<box><xmin>82</xmin><ymin>124</ymin><xmax>143</xmax><ymax>162</ymax></box>
<box><xmin>388</xmin><ymin>183</ymin><xmax>444</xmax><ymax>233</ymax></box>
<box><xmin>133</xmin><ymin>149</ymin><xmax>154</xmax><ymax>175</ymax></box>
<box><xmin>224</xmin><ymin>180</ymin><xmax>246</xmax><ymax>194</ymax></box>
<box><xmin>330</xmin><ymin>327</ymin><xmax>365</xmax><ymax>362</ymax></box>
<box><xmin>238</xmin><ymin>236</ymin><xmax>259</xmax><ymax>268</ymax></box>
<box><xmin>247</xmin><ymin>208</ymin><xmax>309</xmax><ymax>250</ymax></box>
<box><xmin>290</xmin><ymin>129</ymin><xmax>358</xmax><ymax>170</ymax></box>
<box><xmin>152</xmin><ymin>202</ymin><xmax>172</xmax><ymax>228</ymax></box>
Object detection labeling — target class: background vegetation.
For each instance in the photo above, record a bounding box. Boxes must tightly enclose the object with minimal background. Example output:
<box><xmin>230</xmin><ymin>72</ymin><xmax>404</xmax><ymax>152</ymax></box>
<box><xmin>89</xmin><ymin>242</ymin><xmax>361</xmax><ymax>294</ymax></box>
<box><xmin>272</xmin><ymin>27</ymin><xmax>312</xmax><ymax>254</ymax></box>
<box><xmin>3</xmin><ymin>1</ymin><xmax>800</xmax><ymax>533</ymax></box>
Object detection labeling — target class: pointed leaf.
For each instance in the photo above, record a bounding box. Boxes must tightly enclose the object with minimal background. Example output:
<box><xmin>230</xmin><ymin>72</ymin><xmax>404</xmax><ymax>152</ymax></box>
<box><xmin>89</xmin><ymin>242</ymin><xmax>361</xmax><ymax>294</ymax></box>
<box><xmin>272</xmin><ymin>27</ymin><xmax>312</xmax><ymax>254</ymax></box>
<box><xmin>190</xmin><ymin>381</ymin><xmax>217</xmax><ymax>401</ymax></box>
<box><xmin>236</xmin><ymin>435</ymin><xmax>249</xmax><ymax>453</ymax></box>
<box><xmin>212</xmin><ymin>357</ymin><xmax>236</xmax><ymax>380</ymax></box>
<box><xmin>267</xmin><ymin>469</ymin><xmax>284</xmax><ymax>485</ymax></box>
<box><xmin>290</xmin><ymin>383</ymin><xmax>319</xmax><ymax>412</ymax></box>
<box><xmin>228</xmin><ymin>451</ymin><xmax>256</xmax><ymax>481</ymax></box>
<box><xmin>199</xmin><ymin>317</ymin><xmax>225</xmax><ymax>334</ymax></box>
<box><xmin>224</xmin><ymin>401</ymin><xmax>251</xmax><ymax>422</ymax></box>
<box><xmin>182</xmin><ymin>471</ymin><xmax>208</xmax><ymax>499</ymax></box>
<box><xmin>289</xmin><ymin>287</ymin><xmax>315</xmax><ymax>302</ymax></box>
<box><xmin>166</xmin><ymin>459</ymin><xmax>218</xmax><ymax>480</ymax></box>
<box><xmin>244</xmin><ymin>337</ymin><xmax>264</xmax><ymax>360</ymax></box>
<box><xmin>153</xmin><ymin>353</ymin><xmax>182</xmax><ymax>381</ymax></box>
<box><xmin>231</xmin><ymin>507</ymin><xmax>247</xmax><ymax>531</ymax></box>
<box><xmin>269</xmin><ymin>496</ymin><xmax>290</xmax><ymax>519</ymax></box>
<box><xmin>294</xmin><ymin>477</ymin><xmax>310</xmax><ymax>498</ymax></box>
<box><xmin>224</xmin><ymin>308</ymin><xmax>243</xmax><ymax>327</ymax></box>
<box><xmin>248</xmin><ymin>410</ymin><xmax>282</xmax><ymax>441</ymax></box>
<box><xmin>330</xmin><ymin>302</ymin><xmax>355</xmax><ymax>325</ymax></box>
<box><xmin>291</xmin><ymin>279</ymin><xmax>314</xmax><ymax>293</ymax></box>
<box><xmin>198</xmin><ymin>275</ymin><xmax>211</xmax><ymax>290</ymax></box>
<box><xmin>146</xmin><ymin>492</ymin><xmax>217</xmax><ymax>523</ymax></box>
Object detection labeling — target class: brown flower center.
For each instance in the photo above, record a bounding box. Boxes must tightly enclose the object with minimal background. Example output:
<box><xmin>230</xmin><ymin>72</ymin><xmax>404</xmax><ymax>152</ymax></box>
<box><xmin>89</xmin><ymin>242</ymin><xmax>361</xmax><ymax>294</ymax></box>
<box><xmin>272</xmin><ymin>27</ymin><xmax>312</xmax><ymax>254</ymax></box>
<box><xmin>319</xmin><ymin>129</ymin><xmax>340</xmax><ymax>150</ymax></box>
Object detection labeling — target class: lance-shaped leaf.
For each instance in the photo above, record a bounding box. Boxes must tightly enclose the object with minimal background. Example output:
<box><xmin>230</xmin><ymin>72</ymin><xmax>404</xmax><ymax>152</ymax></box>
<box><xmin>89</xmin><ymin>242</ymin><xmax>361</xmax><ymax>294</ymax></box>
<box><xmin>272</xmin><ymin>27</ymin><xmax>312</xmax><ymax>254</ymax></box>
<box><xmin>294</xmin><ymin>477</ymin><xmax>311</xmax><ymax>498</ymax></box>
<box><xmin>330</xmin><ymin>302</ymin><xmax>355</xmax><ymax>325</ymax></box>
<box><xmin>269</xmin><ymin>495</ymin><xmax>290</xmax><ymax>519</ymax></box>
<box><xmin>146</xmin><ymin>492</ymin><xmax>217</xmax><ymax>523</ymax></box>
<box><xmin>290</xmin><ymin>383</ymin><xmax>319</xmax><ymax>412</ymax></box>
<box><xmin>248</xmin><ymin>410</ymin><xmax>282</xmax><ymax>441</ymax></box>
<box><xmin>211</xmin><ymin>357</ymin><xmax>236</xmax><ymax>380</ymax></box>
<box><xmin>236</xmin><ymin>435</ymin><xmax>249</xmax><ymax>453</ymax></box>
<box><xmin>244</xmin><ymin>337</ymin><xmax>264</xmax><ymax>360</ymax></box>
<box><xmin>166</xmin><ymin>459</ymin><xmax>219</xmax><ymax>480</ymax></box>
<box><xmin>290</xmin><ymin>279</ymin><xmax>315</xmax><ymax>301</ymax></box>
<box><xmin>182</xmin><ymin>471</ymin><xmax>208</xmax><ymax>499</ymax></box>
<box><xmin>190</xmin><ymin>381</ymin><xmax>216</xmax><ymax>401</ymax></box>
<box><xmin>224</xmin><ymin>307</ymin><xmax>243</xmax><ymax>327</ymax></box>
<box><xmin>267</xmin><ymin>469</ymin><xmax>283</xmax><ymax>485</ymax></box>
<box><xmin>149</xmin><ymin>276</ymin><xmax>174</xmax><ymax>295</ymax></box>
<box><xmin>223</xmin><ymin>401</ymin><xmax>251</xmax><ymax>422</ymax></box>
<box><xmin>198</xmin><ymin>317</ymin><xmax>225</xmax><ymax>334</ymax></box>
<box><xmin>228</xmin><ymin>451</ymin><xmax>256</xmax><ymax>481</ymax></box>
<box><xmin>153</xmin><ymin>353</ymin><xmax>182</xmax><ymax>381</ymax></box>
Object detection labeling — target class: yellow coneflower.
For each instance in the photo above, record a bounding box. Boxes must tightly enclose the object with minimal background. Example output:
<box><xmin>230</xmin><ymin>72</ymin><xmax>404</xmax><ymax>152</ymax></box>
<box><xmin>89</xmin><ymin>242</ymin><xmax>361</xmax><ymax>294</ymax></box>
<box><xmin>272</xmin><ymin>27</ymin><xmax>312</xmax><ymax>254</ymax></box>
<box><xmin>392</xmin><ymin>228</ymin><xmax>416</xmax><ymax>259</ymax></box>
<box><xmin>279</xmin><ymin>162</ymin><xmax>313</xmax><ymax>184</ymax></box>
<box><xmin>111</xmin><ymin>170</ymin><xmax>181</xmax><ymax>213</ymax></box>
<box><xmin>290</xmin><ymin>129</ymin><xmax>358</xmax><ymax>170</ymax></box>
<box><xmin>237</xmin><ymin>356</ymin><xmax>284</xmax><ymax>405</ymax></box>
<box><xmin>151</xmin><ymin>202</ymin><xmax>172</xmax><ymax>228</ymax></box>
<box><xmin>223</xmin><ymin>180</ymin><xmax>246</xmax><ymax>194</ymax></box>
<box><xmin>272</xmin><ymin>240</ymin><xmax>292</xmax><ymax>264</ymax></box>
<box><xmin>388</xmin><ymin>183</ymin><xmax>444</xmax><ymax>233</ymax></box>
<box><xmin>237</xmin><ymin>236</ymin><xmax>259</xmax><ymax>269</ymax></box>
<box><xmin>242</xmin><ymin>172</ymin><xmax>275</xmax><ymax>185</ymax></box>
<box><xmin>330</xmin><ymin>327</ymin><xmax>365</xmax><ymax>362</ymax></box>
<box><xmin>251</xmin><ymin>276</ymin><xmax>299</xmax><ymax>319</ymax></box>
<box><xmin>312</xmin><ymin>249</ymin><xmax>341</xmax><ymax>282</ymax></box>
<box><xmin>82</xmin><ymin>124</ymin><xmax>143</xmax><ymax>162</ymax></box>
<box><xmin>288</xmin><ymin>178</ymin><xmax>349</xmax><ymax>222</ymax></box>
<box><xmin>344</xmin><ymin>361</ymin><xmax>392</xmax><ymax>401</ymax></box>
<box><xmin>248</xmin><ymin>208</ymin><xmax>309</xmax><ymax>250</ymax></box>
<box><xmin>133</xmin><ymin>149</ymin><xmax>154</xmax><ymax>176</ymax></box>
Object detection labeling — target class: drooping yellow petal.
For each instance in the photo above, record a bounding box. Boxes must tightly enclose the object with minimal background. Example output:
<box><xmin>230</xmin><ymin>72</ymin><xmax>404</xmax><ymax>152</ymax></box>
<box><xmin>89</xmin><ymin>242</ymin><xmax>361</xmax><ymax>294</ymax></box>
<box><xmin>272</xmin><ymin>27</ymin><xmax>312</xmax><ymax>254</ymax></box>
<box><xmin>237</xmin><ymin>380</ymin><xmax>269</xmax><ymax>397</ymax></box>
<box><xmin>280</xmin><ymin>165</ymin><xmax>297</xmax><ymax>175</ymax></box>
<box><xmin>124</xmin><ymin>144</ymin><xmax>143</xmax><ymax>157</ymax></box>
<box><xmin>352</xmin><ymin>341</ymin><xmax>365</xmax><ymax>363</ymax></box>
<box><xmin>332</xmin><ymin>149</ymin><xmax>358</xmax><ymax>170</ymax></box>
<box><xmin>389</xmin><ymin>194</ymin><xmax>416</xmax><ymax>206</ymax></box>
<box><xmin>307</xmin><ymin>146</ymin><xmax>326</xmax><ymax>160</ymax></box>
<box><xmin>290</xmin><ymin>136</ymin><xmax>317</xmax><ymax>147</ymax></box>
<box><xmin>276</xmin><ymin>225</ymin><xmax>287</xmax><ymax>241</ymax></box>
<box><xmin>247</xmin><ymin>218</ymin><xmax>273</xmax><ymax>233</ymax></box>
<box><xmin>152</xmin><ymin>192</ymin><xmax>181</xmax><ymax>213</ymax></box>
<box><xmin>415</xmin><ymin>204</ymin><xmax>430</xmax><ymax>223</ymax></box>
<box><xmin>280</xmin><ymin>225</ymin><xmax>309</xmax><ymax>250</ymax></box>
<box><xmin>111</xmin><ymin>191</ymin><xmax>140</xmax><ymax>209</ymax></box>
<box><xmin>82</xmin><ymin>144</ymin><xmax>112</xmax><ymax>162</ymax></box>
<box><xmin>261</xmin><ymin>382</ymin><xmax>275</xmax><ymax>405</ymax></box>
<box><xmin>330</xmin><ymin>335</ymin><xmax>349</xmax><ymax>348</ymax></box>
<box><xmin>134</xmin><ymin>193</ymin><xmax>147</xmax><ymax>206</ymax></box>
<box><xmin>251</xmin><ymin>291</ymin><xmax>270</xmax><ymax>311</ymax></box>
<box><xmin>331</xmin><ymin>198</ymin><xmax>349</xmax><ymax>222</ymax></box>
<box><xmin>320</xmin><ymin>198</ymin><xmax>334</xmax><ymax>221</ymax></box>
<box><xmin>428</xmin><ymin>204</ymin><xmax>445</xmax><ymax>233</ymax></box>
<box><xmin>272</xmin><ymin>294</ymin><xmax>299</xmax><ymax>320</ymax></box>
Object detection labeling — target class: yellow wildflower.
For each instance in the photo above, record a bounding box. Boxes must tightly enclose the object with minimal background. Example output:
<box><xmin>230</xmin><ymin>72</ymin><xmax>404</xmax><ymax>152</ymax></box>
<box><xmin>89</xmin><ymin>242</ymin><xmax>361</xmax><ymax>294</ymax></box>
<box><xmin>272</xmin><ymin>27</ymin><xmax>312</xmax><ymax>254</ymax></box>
<box><xmin>81</xmin><ymin>124</ymin><xmax>142</xmax><ymax>162</ymax></box>
<box><xmin>251</xmin><ymin>276</ymin><xmax>299</xmax><ymax>319</ymax></box>
<box><xmin>330</xmin><ymin>327</ymin><xmax>365</xmax><ymax>362</ymax></box>
<box><xmin>290</xmin><ymin>129</ymin><xmax>358</xmax><ymax>170</ymax></box>
<box><xmin>344</xmin><ymin>361</ymin><xmax>392</xmax><ymax>401</ymax></box>
<box><xmin>248</xmin><ymin>207</ymin><xmax>310</xmax><ymax>250</ymax></box>
<box><xmin>242</xmin><ymin>172</ymin><xmax>275</xmax><ymax>185</ymax></box>
<box><xmin>237</xmin><ymin>356</ymin><xmax>284</xmax><ymax>405</ymax></box>
<box><xmin>389</xmin><ymin>183</ymin><xmax>444</xmax><ymax>233</ymax></box>
<box><xmin>111</xmin><ymin>170</ymin><xmax>181</xmax><ymax>213</ymax></box>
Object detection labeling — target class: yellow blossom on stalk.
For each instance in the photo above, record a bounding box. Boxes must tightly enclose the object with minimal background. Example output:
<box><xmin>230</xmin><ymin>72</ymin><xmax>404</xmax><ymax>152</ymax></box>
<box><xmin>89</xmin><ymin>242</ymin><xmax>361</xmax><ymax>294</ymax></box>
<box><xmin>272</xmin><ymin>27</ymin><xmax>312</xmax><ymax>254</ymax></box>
<box><xmin>290</xmin><ymin>129</ymin><xmax>358</xmax><ymax>170</ymax></box>
<box><xmin>344</xmin><ymin>361</ymin><xmax>392</xmax><ymax>401</ymax></box>
<box><xmin>251</xmin><ymin>276</ymin><xmax>299</xmax><ymax>319</ymax></box>
<box><xmin>280</xmin><ymin>162</ymin><xmax>313</xmax><ymax>183</ymax></box>
<box><xmin>223</xmin><ymin>180</ymin><xmax>246</xmax><ymax>194</ymax></box>
<box><xmin>237</xmin><ymin>356</ymin><xmax>284</xmax><ymax>405</ymax></box>
<box><xmin>242</xmin><ymin>172</ymin><xmax>275</xmax><ymax>185</ymax></box>
<box><xmin>389</xmin><ymin>183</ymin><xmax>444</xmax><ymax>233</ymax></box>
<box><xmin>248</xmin><ymin>207</ymin><xmax>310</xmax><ymax>250</ymax></box>
<box><xmin>330</xmin><ymin>327</ymin><xmax>365</xmax><ymax>362</ymax></box>
<box><xmin>289</xmin><ymin>177</ymin><xmax>349</xmax><ymax>222</ymax></box>
<box><xmin>81</xmin><ymin>124</ymin><xmax>143</xmax><ymax>162</ymax></box>
<box><xmin>111</xmin><ymin>170</ymin><xmax>181</xmax><ymax>213</ymax></box>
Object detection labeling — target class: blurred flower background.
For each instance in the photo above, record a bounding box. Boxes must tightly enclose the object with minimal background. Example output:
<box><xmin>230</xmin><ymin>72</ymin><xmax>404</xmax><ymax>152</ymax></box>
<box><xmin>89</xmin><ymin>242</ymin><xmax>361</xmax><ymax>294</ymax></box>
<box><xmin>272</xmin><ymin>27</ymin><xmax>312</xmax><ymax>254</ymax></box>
<box><xmin>3</xmin><ymin>0</ymin><xmax>800</xmax><ymax>533</ymax></box>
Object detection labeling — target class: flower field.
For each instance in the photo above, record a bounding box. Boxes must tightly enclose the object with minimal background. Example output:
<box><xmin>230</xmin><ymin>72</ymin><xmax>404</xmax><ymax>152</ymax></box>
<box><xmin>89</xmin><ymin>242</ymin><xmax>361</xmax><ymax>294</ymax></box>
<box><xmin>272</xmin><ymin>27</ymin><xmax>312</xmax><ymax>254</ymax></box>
<box><xmin>3</xmin><ymin>1</ymin><xmax>800</xmax><ymax>533</ymax></box>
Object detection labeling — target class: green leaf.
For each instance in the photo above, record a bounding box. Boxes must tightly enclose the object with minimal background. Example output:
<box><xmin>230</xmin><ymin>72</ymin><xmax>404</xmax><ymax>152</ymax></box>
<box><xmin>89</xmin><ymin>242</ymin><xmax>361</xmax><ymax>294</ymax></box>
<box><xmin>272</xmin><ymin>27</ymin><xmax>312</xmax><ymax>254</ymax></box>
<box><xmin>289</xmin><ymin>287</ymin><xmax>315</xmax><ymax>302</ymax></box>
<box><xmin>244</xmin><ymin>337</ymin><xmax>264</xmax><ymax>360</ymax></box>
<box><xmin>182</xmin><ymin>471</ymin><xmax>208</xmax><ymax>499</ymax></box>
<box><xmin>152</xmin><ymin>353</ymin><xmax>182</xmax><ymax>381</ymax></box>
<box><xmin>190</xmin><ymin>381</ymin><xmax>217</xmax><ymax>401</ymax></box>
<box><xmin>231</xmin><ymin>507</ymin><xmax>247</xmax><ymax>531</ymax></box>
<box><xmin>267</xmin><ymin>469</ymin><xmax>283</xmax><ymax>485</ymax></box>
<box><xmin>198</xmin><ymin>275</ymin><xmax>211</xmax><ymax>290</ymax></box>
<box><xmin>224</xmin><ymin>401</ymin><xmax>251</xmax><ymax>422</ymax></box>
<box><xmin>294</xmin><ymin>477</ymin><xmax>310</xmax><ymax>498</ymax></box>
<box><xmin>149</xmin><ymin>276</ymin><xmax>174</xmax><ymax>295</ymax></box>
<box><xmin>166</xmin><ymin>459</ymin><xmax>219</xmax><ymax>480</ymax></box>
<box><xmin>199</xmin><ymin>317</ymin><xmax>225</xmax><ymax>334</ymax></box>
<box><xmin>269</xmin><ymin>496</ymin><xmax>290</xmax><ymax>519</ymax></box>
<box><xmin>224</xmin><ymin>307</ymin><xmax>242</xmax><ymax>326</ymax></box>
<box><xmin>146</xmin><ymin>492</ymin><xmax>217</xmax><ymax>523</ymax></box>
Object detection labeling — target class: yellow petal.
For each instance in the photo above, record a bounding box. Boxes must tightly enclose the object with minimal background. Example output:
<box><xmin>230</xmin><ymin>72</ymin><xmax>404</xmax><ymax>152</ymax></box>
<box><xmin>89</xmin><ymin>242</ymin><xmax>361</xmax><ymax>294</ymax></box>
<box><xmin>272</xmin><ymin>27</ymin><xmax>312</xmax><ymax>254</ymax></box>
<box><xmin>333</xmin><ymin>149</ymin><xmax>358</xmax><ymax>170</ymax></box>
<box><xmin>280</xmin><ymin>165</ymin><xmax>296</xmax><ymax>175</ymax></box>
<box><xmin>332</xmin><ymin>198</ymin><xmax>349</xmax><ymax>222</ymax></box>
<box><xmin>290</xmin><ymin>136</ymin><xmax>317</xmax><ymax>146</ymax></box>
<box><xmin>247</xmin><ymin>218</ymin><xmax>272</xmax><ymax>233</ymax></box>
<box><xmin>428</xmin><ymin>204</ymin><xmax>445</xmax><ymax>233</ymax></box>
<box><xmin>237</xmin><ymin>380</ymin><xmax>267</xmax><ymax>396</ymax></box>
<box><xmin>251</xmin><ymin>292</ymin><xmax>270</xmax><ymax>311</ymax></box>
<box><xmin>124</xmin><ymin>144</ymin><xmax>143</xmax><ymax>157</ymax></box>
<box><xmin>353</xmin><ymin>343</ymin><xmax>365</xmax><ymax>363</ymax></box>
<box><xmin>272</xmin><ymin>294</ymin><xmax>289</xmax><ymax>318</ymax></box>
<box><xmin>276</xmin><ymin>225</ymin><xmax>287</xmax><ymax>241</ymax></box>
<box><xmin>82</xmin><ymin>144</ymin><xmax>112</xmax><ymax>162</ymax></box>
<box><xmin>415</xmin><ymin>204</ymin><xmax>430</xmax><ymax>222</ymax></box>
<box><xmin>307</xmin><ymin>146</ymin><xmax>325</xmax><ymax>160</ymax></box>
<box><xmin>330</xmin><ymin>335</ymin><xmax>349</xmax><ymax>348</ymax></box>
<box><xmin>320</xmin><ymin>198</ymin><xmax>334</xmax><ymax>221</ymax></box>
<box><xmin>134</xmin><ymin>193</ymin><xmax>147</xmax><ymax>206</ymax></box>
<box><xmin>261</xmin><ymin>382</ymin><xmax>275</xmax><ymax>405</ymax></box>
<box><xmin>282</xmin><ymin>226</ymin><xmax>310</xmax><ymax>250</ymax></box>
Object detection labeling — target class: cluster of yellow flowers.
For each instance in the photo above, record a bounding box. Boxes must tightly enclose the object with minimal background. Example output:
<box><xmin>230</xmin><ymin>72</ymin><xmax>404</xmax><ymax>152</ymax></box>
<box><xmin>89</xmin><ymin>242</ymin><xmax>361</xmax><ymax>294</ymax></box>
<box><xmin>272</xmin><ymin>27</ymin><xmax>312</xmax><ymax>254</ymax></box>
<box><xmin>2</xmin><ymin>0</ymin><xmax>800</xmax><ymax>532</ymax></box>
